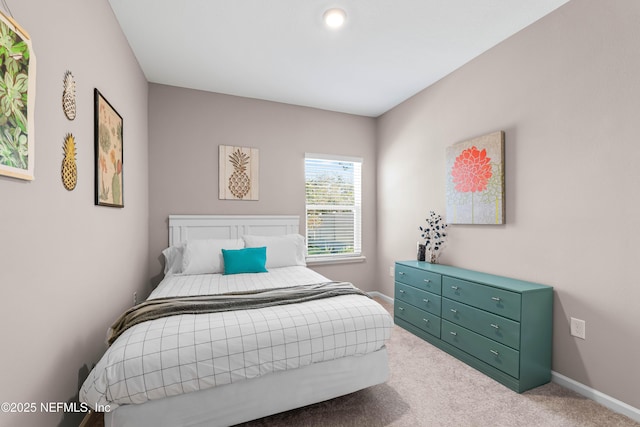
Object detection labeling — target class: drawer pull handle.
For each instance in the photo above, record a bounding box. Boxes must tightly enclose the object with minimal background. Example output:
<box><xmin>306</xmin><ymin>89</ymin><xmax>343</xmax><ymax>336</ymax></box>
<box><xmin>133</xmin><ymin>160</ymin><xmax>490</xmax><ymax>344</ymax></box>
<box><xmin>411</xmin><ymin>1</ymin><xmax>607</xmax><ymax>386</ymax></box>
<box><xmin>422</xmin><ymin>318</ymin><xmax>430</xmax><ymax>323</ymax></box>
<box><xmin>398</xmin><ymin>307</ymin><xmax>405</xmax><ymax>311</ymax></box>
<box><xmin>450</xmin><ymin>309</ymin><xmax>458</xmax><ymax>314</ymax></box>
<box><xmin>451</xmin><ymin>286</ymin><xmax>459</xmax><ymax>290</ymax></box>
<box><xmin>424</xmin><ymin>279</ymin><xmax>431</xmax><ymax>283</ymax></box>
<box><xmin>491</xmin><ymin>296</ymin><xmax>501</xmax><ymax>301</ymax></box>
<box><xmin>450</xmin><ymin>331</ymin><xmax>457</xmax><ymax>336</ymax></box>
<box><xmin>490</xmin><ymin>349</ymin><xmax>499</xmax><ymax>356</ymax></box>
<box><xmin>490</xmin><ymin>323</ymin><xmax>500</xmax><ymax>329</ymax></box>
<box><xmin>399</xmin><ymin>290</ymin><xmax>405</xmax><ymax>293</ymax></box>
<box><xmin>423</xmin><ymin>299</ymin><xmax>430</xmax><ymax>303</ymax></box>
<box><xmin>399</xmin><ymin>272</ymin><xmax>405</xmax><ymax>275</ymax></box>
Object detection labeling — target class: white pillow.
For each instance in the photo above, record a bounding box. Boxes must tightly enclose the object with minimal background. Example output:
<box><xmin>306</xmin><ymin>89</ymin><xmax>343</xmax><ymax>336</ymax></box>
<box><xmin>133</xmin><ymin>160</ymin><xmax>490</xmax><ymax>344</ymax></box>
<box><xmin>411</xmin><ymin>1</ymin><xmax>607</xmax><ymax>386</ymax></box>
<box><xmin>161</xmin><ymin>243</ymin><xmax>185</xmax><ymax>276</ymax></box>
<box><xmin>242</xmin><ymin>234</ymin><xmax>306</xmax><ymax>268</ymax></box>
<box><xmin>181</xmin><ymin>239</ymin><xmax>245</xmax><ymax>274</ymax></box>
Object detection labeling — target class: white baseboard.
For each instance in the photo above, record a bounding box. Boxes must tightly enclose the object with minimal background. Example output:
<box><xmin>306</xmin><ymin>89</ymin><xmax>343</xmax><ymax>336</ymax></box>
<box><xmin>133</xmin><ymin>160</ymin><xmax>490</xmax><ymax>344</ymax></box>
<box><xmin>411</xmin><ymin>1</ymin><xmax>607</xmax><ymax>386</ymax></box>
<box><xmin>370</xmin><ymin>292</ymin><xmax>639</xmax><ymax>422</ymax></box>
<box><xmin>368</xmin><ymin>291</ymin><xmax>393</xmax><ymax>305</ymax></box>
<box><xmin>552</xmin><ymin>371</ymin><xmax>640</xmax><ymax>423</ymax></box>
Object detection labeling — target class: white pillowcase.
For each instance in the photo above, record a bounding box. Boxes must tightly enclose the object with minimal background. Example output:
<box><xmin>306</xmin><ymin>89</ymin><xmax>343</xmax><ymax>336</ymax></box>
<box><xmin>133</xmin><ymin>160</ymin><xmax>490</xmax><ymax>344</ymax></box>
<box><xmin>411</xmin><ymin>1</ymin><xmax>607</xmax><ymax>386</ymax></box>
<box><xmin>161</xmin><ymin>243</ymin><xmax>185</xmax><ymax>276</ymax></box>
<box><xmin>242</xmin><ymin>234</ymin><xmax>306</xmax><ymax>268</ymax></box>
<box><xmin>181</xmin><ymin>239</ymin><xmax>245</xmax><ymax>275</ymax></box>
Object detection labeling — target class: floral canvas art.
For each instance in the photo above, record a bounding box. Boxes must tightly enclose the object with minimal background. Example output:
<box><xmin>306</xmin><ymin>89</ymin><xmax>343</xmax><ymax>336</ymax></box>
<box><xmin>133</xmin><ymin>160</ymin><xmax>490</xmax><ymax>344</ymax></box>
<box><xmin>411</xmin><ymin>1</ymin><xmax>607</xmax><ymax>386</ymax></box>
<box><xmin>445</xmin><ymin>131</ymin><xmax>505</xmax><ymax>224</ymax></box>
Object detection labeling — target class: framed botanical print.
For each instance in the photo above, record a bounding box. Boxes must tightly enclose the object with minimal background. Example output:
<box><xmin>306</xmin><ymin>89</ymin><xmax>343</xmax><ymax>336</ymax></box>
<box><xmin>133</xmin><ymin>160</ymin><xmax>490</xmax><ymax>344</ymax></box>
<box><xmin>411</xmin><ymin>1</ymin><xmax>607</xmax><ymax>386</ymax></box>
<box><xmin>94</xmin><ymin>89</ymin><xmax>123</xmax><ymax>207</ymax></box>
<box><xmin>0</xmin><ymin>12</ymin><xmax>36</xmax><ymax>181</ymax></box>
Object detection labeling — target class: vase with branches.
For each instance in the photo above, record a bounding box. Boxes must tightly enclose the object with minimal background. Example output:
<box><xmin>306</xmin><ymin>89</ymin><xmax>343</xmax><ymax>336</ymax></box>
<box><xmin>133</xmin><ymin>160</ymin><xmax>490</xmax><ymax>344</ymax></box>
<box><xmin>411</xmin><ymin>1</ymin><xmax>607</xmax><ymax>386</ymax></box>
<box><xmin>418</xmin><ymin>211</ymin><xmax>449</xmax><ymax>263</ymax></box>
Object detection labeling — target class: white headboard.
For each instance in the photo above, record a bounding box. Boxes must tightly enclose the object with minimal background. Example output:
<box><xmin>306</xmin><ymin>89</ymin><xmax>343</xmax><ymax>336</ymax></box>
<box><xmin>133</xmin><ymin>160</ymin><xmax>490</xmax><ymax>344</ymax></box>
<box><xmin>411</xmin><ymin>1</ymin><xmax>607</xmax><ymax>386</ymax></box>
<box><xmin>168</xmin><ymin>215</ymin><xmax>300</xmax><ymax>246</ymax></box>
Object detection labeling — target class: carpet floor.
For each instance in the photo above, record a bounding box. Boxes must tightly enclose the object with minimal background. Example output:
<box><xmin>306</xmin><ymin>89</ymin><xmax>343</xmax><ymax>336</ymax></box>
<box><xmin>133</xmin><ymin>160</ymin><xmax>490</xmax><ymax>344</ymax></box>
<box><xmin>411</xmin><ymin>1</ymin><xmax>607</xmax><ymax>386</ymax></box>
<box><xmin>85</xmin><ymin>298</ymin><xmax>639</xmax><ymax>427</ymax></box>
<box><xmin>236</xmin><ymin>298</ymin><xmax>638</xmax><ymax>427</ymax></box>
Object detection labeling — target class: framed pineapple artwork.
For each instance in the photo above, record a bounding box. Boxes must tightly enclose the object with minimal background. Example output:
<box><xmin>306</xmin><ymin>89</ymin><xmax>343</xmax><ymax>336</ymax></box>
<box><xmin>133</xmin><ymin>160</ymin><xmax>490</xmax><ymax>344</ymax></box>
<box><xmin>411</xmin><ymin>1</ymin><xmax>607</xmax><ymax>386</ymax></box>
<box><xmin>94</xmin><ymin>89</ymin><xmax>124</xmax><ymax>207</ymax></box>
<box><xmin>219</xmin><ymin>145</ymin><xmax>259</xmax><ymax>200</ymax></box>
<box><xmin>0</xmin><ymin>12</ymin><xmax>36</xmax><ymax>181</ymax></box>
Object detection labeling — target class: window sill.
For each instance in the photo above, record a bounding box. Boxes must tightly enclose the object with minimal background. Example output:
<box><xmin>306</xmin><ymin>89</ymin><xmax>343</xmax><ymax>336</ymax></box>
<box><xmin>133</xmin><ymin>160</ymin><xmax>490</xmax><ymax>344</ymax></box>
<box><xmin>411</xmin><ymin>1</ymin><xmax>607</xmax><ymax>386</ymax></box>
<box><xmin>305</xmin><ymin>255</ymin><xmax>366</xmax><ymax>266</ymax></box>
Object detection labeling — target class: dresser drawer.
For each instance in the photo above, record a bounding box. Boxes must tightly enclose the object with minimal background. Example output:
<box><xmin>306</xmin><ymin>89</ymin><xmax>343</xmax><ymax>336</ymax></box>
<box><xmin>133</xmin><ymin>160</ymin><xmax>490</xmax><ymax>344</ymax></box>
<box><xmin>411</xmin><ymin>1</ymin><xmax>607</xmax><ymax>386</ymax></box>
<box><xmin>442</xmin><ymin>320</ymin><xmax>520</xmax><ymax>378</ymax></box>
<box><xmin>443</xmin><ymin>276</ymin><xmax>521</xmax><ymax>321</ymax></box>
<box><xmin>395</xmin><ymin>283</ymin><xmax>441</xmax><ymax>316</ymax></box>
<box><xmin>395</xmin><ymin>264</ymin><xmax>442</xmax><ymax>294</ymax></box>
<box><xmin>395</xmin><ymin>301</ymin><xmax>441</xmax><ymax>338</ymax></box>
<box><xmin>442</xmin><ymin>298</ymin><xmax>520</xmax><ymax>350</ymax></box>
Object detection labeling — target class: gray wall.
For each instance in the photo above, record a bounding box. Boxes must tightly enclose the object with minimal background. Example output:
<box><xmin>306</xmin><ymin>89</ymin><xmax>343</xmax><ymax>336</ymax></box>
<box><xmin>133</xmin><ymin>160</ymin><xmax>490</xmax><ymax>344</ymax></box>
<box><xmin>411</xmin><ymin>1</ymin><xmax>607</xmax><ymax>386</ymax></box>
<box><xmin>0</xmin><ymin>1</ymin><xmax>149</xmax><ymax>426</ymax></box>
<box><xmin>377</xmin><ymin>0</ymin><xmax>640</xmax><ymax>409</ymax></box>
<box><xmin>148</xmin><ymin>84</ymin><xmax>377</xmax><ymax>291</ymax></box>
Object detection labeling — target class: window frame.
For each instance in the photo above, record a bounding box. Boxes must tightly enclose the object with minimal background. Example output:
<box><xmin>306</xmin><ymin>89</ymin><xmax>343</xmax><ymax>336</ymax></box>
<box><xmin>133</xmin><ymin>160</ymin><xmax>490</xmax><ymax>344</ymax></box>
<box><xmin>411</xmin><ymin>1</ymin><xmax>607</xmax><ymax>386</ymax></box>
<box><xmin>304</xmin><ymin>153</ymin><xmax>364</xmax><ymax>264</ymax></box>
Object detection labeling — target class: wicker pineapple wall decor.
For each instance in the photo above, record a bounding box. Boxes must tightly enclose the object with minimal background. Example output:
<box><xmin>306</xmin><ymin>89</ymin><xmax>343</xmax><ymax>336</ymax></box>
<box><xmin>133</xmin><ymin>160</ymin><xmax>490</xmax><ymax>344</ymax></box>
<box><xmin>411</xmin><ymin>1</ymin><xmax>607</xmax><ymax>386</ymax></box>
<box><xmin>62</xmin><ymin>70</ymin><xmax>76</xmax><ymax>120</ymax></box>
<box><xmin>61</xmin><ymin>133</ymin><xmax>77</xmax><ymax>190</ymax></box>
<box><xmin>219</xmin><ymin>145</ymin><xmax>259</xmax><ymax>200</ymax></box>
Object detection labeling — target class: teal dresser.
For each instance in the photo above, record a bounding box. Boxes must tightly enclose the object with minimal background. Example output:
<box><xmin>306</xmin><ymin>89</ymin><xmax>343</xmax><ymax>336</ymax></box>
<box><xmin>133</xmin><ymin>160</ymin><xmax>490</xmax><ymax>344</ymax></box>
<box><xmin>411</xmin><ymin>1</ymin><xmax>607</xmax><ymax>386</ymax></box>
<box><xmin>394</xmin><ymin>260</ymin><xmax>553</xmax><ymax>393</ymax></box>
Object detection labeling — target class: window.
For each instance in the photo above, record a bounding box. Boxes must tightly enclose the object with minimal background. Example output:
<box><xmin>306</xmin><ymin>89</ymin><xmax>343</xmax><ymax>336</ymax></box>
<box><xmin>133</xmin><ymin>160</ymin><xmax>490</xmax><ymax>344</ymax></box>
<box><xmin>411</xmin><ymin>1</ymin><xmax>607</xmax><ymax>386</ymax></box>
<box><xmin>304</xmin><ymin>153</ymin><xmax>362</xmax><ymax>261</ymax></box>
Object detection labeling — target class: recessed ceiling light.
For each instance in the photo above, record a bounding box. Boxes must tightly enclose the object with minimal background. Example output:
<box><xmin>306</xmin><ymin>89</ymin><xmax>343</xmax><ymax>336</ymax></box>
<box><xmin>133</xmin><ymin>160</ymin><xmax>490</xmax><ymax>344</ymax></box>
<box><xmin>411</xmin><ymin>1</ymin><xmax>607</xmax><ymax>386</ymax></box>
<box><xmin>323</xmin><ymin>8</ymin><xmax>347</xmax><ymax>29</ymax></box>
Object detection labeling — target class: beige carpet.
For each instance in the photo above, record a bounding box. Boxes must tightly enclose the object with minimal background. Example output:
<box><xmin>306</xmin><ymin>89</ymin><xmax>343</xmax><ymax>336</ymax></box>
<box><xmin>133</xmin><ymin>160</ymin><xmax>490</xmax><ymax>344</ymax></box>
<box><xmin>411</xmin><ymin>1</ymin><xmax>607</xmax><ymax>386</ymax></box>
<box><xmin>236</xmin><ymin>298</ymin><xmax>639</xmax><ymax>427</ymax></box>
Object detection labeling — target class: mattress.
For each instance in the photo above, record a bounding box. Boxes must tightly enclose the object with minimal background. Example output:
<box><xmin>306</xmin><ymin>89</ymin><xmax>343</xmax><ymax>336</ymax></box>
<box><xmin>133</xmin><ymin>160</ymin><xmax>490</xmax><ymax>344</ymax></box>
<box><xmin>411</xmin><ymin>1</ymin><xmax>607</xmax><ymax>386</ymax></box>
<box><xmin>80</xmin><ymin>267</ymin><xmax>393</xmax><ymax>411</ymax></box>
<box><xmin>104</xmin><ymin>348</ymin><xmax>389</xmax><ymax>427</ymax></box>
<box><xmin>149</xmin><ymin>265</ymin><xmax>333</xmax><ymax>298</ymax></box>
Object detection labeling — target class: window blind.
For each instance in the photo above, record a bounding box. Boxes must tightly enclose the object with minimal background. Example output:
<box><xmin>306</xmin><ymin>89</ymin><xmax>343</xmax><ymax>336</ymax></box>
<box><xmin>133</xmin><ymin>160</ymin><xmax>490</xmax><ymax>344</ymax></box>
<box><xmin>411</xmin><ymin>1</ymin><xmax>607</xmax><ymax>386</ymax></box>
<box><xmin>304</xmin><ymin>153</ymin><xmax>362</xmax><ymax>258</ymax></box>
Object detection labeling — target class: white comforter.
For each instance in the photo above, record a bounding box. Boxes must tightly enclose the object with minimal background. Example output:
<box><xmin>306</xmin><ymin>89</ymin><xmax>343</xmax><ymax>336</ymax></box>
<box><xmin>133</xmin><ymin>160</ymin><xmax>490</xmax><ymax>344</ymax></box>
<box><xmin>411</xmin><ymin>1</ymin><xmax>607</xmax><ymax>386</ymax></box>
<box><xmin>80</xmin><ymin>267</ymin><xmax>393</xmax><ymax>409</ymax></box>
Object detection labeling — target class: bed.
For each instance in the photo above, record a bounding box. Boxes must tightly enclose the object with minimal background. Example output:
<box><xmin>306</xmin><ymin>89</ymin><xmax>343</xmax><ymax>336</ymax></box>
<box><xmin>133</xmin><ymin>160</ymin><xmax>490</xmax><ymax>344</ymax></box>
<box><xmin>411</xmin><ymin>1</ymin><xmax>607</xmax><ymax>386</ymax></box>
<box><xmin>80</xmin><ymin>215</ymin><xmax>393</xmax><ymax>427</ymax></box>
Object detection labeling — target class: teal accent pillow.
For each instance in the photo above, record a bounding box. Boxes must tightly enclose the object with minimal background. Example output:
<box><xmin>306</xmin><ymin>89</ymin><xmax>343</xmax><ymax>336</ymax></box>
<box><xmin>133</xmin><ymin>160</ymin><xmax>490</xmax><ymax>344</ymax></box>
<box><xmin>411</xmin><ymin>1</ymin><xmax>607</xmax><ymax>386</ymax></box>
<box><xmin>222</xmin><ymin>247</ymin><xmax>268</xmax><ymax>275</ymax></box>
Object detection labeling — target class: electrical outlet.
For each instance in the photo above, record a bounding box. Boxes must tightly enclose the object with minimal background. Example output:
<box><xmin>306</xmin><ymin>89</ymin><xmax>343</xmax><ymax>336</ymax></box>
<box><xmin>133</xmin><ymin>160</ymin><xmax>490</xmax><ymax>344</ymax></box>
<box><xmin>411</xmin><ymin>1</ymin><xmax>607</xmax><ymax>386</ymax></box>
<box><xmin>133</xmin><ymin>292</ymin><xmax>138</xmax><ymax>306</ymax></box>
<box><xmin>570</xmin><ymin>317</ymin><xmax>586</xmax><ymax>339</ymax></box>
<box><xmin>389</xmin><ymin>266</ymin><xmax>394</xmax><ymax>277</ymax></box>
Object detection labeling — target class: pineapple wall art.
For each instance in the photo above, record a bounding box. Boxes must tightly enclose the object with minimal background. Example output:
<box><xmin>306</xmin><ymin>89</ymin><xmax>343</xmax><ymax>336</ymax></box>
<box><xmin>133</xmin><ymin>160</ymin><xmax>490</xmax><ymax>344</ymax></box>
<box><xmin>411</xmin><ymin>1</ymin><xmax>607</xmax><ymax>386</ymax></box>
<box><xmin>219</xmin><ymin>145</ymin><xmax>259</xmax><ymax>200</ymax></box>
<box><xmin>61</xmin><ymin>133</ymin><xmax>77</xmax><ymax>190</ymax></box>
<box><xmin>94</xmin><ymin>89</ymin><xmax>123</xmax><ymax>207</ymax></box>
<box><xmin>62</xmin><ymin>70</ymin><xmax>76</xmax><ymax>120</ymax></box>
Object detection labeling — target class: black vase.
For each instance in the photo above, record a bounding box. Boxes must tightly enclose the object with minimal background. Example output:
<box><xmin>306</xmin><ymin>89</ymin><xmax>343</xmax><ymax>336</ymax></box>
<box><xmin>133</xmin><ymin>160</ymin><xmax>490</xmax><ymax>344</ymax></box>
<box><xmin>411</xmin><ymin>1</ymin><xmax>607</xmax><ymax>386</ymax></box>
<box><xmin>417</xmin><ymin>244</ymin><xmax>426</xmax><ymax>261</ymax></box>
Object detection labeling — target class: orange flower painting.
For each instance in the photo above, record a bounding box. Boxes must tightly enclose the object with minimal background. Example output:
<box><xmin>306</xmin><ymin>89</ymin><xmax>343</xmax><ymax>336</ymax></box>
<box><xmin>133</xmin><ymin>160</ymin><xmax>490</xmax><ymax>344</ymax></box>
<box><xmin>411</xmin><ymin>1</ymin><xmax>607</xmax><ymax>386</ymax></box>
<box><xmin>451</xmin><ymin>146</ymin><xmax>493</xmax><ymax>193</ymax></box>
<box><xmin>446</xmin><ymin>131</ymin><xmax>504</xmax><ymax>224</ymax></box>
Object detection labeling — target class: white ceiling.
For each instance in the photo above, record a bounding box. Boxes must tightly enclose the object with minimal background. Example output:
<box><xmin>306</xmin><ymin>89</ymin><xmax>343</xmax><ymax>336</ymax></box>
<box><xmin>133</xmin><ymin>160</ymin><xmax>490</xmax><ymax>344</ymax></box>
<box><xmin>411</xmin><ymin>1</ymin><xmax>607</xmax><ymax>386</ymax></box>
<box><xmin>108</xmin><ymin>0</ymin><xmax>569</xmax><ymax>117</ymax></box>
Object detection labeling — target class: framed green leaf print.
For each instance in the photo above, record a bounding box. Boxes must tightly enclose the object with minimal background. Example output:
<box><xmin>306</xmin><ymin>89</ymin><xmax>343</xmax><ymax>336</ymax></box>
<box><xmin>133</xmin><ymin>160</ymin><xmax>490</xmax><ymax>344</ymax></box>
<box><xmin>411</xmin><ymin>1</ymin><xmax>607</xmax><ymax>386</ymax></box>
<box><xmin>0</xmin><ymin>12</ymin><xmax>36</xmax><ymax>181</ymax></box>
